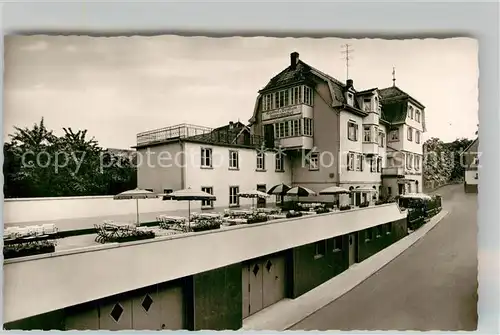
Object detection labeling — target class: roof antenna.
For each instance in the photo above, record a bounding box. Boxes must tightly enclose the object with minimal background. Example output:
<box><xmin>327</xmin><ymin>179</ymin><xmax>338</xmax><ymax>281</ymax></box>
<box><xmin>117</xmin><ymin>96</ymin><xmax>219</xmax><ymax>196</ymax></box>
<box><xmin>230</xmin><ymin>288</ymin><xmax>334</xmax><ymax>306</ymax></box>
<box><xmin>341</xmin><ymin>44</ymin><xmax>354</xmax><ymax>81</ymax></box>
<box><xmin>392</xmin><ymin>67</ymin><xmax>396</xmax><ymax>87</ymax></box>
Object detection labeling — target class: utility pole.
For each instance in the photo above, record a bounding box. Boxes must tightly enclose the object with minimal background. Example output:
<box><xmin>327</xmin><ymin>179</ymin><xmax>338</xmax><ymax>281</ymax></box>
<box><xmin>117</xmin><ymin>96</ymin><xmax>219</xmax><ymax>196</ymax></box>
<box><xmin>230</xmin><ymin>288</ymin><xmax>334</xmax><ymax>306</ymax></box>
<box><xmin>341</xmin><ymin>44</ymin><xmax>354</xmax><ymax>81</ymax></box>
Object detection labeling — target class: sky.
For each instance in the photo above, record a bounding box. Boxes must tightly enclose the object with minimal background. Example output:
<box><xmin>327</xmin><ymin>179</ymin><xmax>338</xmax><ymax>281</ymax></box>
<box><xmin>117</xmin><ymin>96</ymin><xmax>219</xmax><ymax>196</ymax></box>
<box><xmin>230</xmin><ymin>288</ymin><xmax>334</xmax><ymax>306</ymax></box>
<box><xmin>4</xmin><ymin>35</ymin><xmax>478</xmax><ymax>149</ymax></box>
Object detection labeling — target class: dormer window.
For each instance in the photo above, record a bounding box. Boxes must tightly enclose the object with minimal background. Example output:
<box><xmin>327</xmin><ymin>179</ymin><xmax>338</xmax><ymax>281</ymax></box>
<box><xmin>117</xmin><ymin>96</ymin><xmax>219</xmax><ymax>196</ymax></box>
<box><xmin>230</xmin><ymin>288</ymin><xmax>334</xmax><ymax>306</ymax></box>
<box><xmin>347</xmin><ymin>92</ymin><xmax>354</xmax><ymax>106</ymax></box>
<box><xmin>363</xmin><ymin>98</ymin><xmax>371</xmax><ymax>112</ymax></box>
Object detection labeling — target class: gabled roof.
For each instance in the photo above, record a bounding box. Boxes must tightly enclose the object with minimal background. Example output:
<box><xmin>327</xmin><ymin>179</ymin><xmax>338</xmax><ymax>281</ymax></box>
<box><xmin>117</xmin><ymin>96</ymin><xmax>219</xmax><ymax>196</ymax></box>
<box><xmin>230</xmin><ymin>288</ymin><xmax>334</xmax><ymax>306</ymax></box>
<box><xmin>356</xmin><ymin>88</ymin><xmax>378</xmax><ymax>96</ymax></box>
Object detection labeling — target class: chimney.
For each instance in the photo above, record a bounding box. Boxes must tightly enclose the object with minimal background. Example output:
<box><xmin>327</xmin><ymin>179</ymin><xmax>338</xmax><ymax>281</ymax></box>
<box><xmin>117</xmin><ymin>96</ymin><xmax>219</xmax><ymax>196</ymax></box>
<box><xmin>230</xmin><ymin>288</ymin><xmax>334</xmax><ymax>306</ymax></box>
<box><xmin>229</xmin><ymin>121</ymin><xmax>234</xmax><ymax>129</ymax></box>
<box><xmin>346</xmin><ymin>79</ymin><xmax>353</xmax><ymax>88</ymax></box>
<box><xmin>290</xmin><ymin>52</ymin><xmax>299</xmax><ymax>69</ymax></box>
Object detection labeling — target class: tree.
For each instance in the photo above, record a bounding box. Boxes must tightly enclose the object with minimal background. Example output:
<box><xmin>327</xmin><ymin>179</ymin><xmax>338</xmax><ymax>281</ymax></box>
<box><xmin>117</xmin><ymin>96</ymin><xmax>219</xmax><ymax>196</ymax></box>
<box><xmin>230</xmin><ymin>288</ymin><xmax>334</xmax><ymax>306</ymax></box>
<box><xmin>3</xmin><ymin>118</ymin><xmax>137</xmax><ymax>198</ymax></box>
<box><xmin>444</xmin><ymin>138</ymin><xmax>473</xmax><ymax>182</ymax></box>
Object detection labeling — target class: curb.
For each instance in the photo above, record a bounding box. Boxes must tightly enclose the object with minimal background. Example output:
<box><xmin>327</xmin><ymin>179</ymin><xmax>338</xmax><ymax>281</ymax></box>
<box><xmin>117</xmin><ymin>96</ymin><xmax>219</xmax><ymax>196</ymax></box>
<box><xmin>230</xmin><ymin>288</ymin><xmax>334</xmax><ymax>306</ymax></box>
<box><xmin>242</xmin><ymin>211</ymin><xmax>449</xmax><ymax>331</ymax></box>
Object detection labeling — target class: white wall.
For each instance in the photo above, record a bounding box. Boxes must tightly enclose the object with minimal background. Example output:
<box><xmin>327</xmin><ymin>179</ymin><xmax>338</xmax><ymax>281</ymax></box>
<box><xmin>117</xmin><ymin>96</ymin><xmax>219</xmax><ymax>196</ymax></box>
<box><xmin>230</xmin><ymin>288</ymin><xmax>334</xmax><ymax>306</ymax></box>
<box><xmin>339</xmin><ymin>111</ymin><xmax>387</xmax><ymax>185</ymax></box>
<box><xmin>402</xmin><ymin>124</ymin><xmax>424</xmax><ymax>155</ymax></box>
<box><xmin>183</xmin><ymin>142</ymin><xmax>292</xmax><ymax>207</ymax></box>
<box><xmin>465</xmin><ymin>170</ymin><xmax>479</xmax><ymax>185</ymax></box>
<box><xmin>3</xmin><ymin>203</ymin><xmax>406</xmax><ymax>323</ymax></box>
<box><xmin>3</xmin><ymin>197</ymin><xmax>189</xmax><ymax>224</ymax></box>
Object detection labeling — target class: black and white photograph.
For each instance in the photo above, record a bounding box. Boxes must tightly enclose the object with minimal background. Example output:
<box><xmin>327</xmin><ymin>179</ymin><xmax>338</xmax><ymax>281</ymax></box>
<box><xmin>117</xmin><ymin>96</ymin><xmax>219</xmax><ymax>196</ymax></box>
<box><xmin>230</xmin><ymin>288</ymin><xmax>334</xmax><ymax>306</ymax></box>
<box><xmin>3</xmin><ymin>35</ymin><xmax>479</xmax><ymax>331</ymax></box>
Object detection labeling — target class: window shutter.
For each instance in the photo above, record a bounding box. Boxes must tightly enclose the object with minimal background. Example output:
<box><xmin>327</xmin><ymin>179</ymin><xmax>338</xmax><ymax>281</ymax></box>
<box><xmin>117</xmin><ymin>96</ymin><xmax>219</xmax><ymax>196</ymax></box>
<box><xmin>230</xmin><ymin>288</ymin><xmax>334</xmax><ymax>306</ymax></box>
<box><xmin>347</xmin><ymin>153</ymin><xmax>351</xmax><ymax>170</ymax></box>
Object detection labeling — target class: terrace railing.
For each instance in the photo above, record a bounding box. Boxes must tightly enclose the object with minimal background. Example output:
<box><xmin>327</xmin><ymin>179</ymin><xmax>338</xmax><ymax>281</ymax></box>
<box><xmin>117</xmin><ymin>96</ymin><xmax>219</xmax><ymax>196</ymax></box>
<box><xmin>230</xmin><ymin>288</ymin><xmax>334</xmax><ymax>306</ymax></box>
<box><xmin>136</xmin><ymin>123</ymin><xmax>266</xmax><ymax>148</ymax></box>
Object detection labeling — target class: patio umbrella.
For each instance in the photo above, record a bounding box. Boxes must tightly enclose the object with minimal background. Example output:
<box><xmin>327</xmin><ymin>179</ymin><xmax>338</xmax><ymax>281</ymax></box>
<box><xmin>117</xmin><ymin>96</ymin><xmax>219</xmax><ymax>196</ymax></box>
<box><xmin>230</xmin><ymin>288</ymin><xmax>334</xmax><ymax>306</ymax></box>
<box><xmin>113</xmin><ymin>188</ymin><xmax>159</xmax><ymax>225</ymax></box>
<box><xmin>286</xmin><ymin>186</ymin><xmax>317</xmax><ymax>202</ymax></box>
<box><xmin>163</xmin><ymin>188</ymin><xmax>216</xmax><ymax>230</ymax></box>
<box><xmin>237</xmin><ymin>190</ymin><xmax>270</xmax><ymax>208</ymax></box>
<box><xmin>267</xmin><ymin>183</ymin><xmax>291</xmax><ymax>206</ymax></box>
<box><xmin>319</xmin><ymin>186</ymin><xmax>351</xmax><ymax>207</ymax></box>
<box><xmin>267</xmin><ymin>183</ymin><xmax>291</xmax><ymax>195</ymax></box>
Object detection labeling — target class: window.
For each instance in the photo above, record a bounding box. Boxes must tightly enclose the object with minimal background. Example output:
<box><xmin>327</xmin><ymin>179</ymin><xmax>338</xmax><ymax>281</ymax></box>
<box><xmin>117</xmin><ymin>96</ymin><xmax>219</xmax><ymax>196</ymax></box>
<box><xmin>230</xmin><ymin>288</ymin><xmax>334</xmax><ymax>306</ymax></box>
<box><xmin>370</xmin><ymin>157</ymin><xmax>376</xmax><ymax>172</ymax></box>
<box><xmin>389</xmin><ymin>129</ymin><xmax>399</xmax><ymax>141</ymax></box>
<box><xmin>292</xmin><ymin>86</ymin><xmax>301</xmax><ymax>105</ymax></box>
<box><xmin>377</xmin><ymin>157</ymin><xmax>382</xmax><ymax>172</ymax></box>
<box><xmin>347</xmin><ymin>92</ymin><xmax>354</xmax><ymax>106</ymax></box>
<box><xmin>363</xmin><ymin>126</ymin><xmax>371</xmax><ymax>142</ymax></box>
<box><xmin>201</xmin><ymin>148</ymin><xmax>212</xmax><ymax>168</ymax></box>
<box><xmin>315</xmin><ymin>240</ymin><xmax>326</xmax><ymax>258</ymax></box>
<box><xmin>347</xmin><ymin>152</ymin><xmax>355</xmax><ymax>171</ymax></box>
<box><xmin>406</xmin><ymin>153</ymin><xmax>413</xmax><ymax>169</ymax></box>
<box><xmin>414</xmin><ymin>155</ymin><xmax>420</xmax><ymax>171</ymax></box>
<box><xmin>284</xmin><ymin>121</ymin><xmax>290</xmax><ymax>137</ymax></box>
<box><xmin>263</xmin><ymin>94</ymin><xmax>273</xmax><ymax>111</ymax></box>
<box><xmin>407</xmin><ymin>127</ymin><xmax>413</xmax><ymax>141</ymax></box>
<box><xmin>229</xmin><ymin>186</ymin><xmax>239</xmax><ymax>207</ymax></box>
<box><xmin>386</xmin><ymin>222</ymin><xmax>392</xmax><ymax>234</ymax></box>
<box><xmin>304</xmin><ymin>86</ymin><xmax>313</xmax><ymax>105</ymax></box>
<box><xmin>474</xmin><ymin>173</ymin><xmax>478</xmax><ymax>180</ymax></box>
<box><xmin>163</xmin><ymin>189</ymin><xmax>173</xmax><ymax>194</ymax></box>
<box><xmin>309</xmin><ymin>152</ymin><xmax>319</xmax><ymax>170</ymax></box>
<box><xmin>291</xmin><ymin>119</ymin><xmax>301</xmax><ymax>136</ymax></box>
<box><xmin>275</xmin><ymin>153</ymin><xmax>284</xmax><ymax>171</ymax></box>
<box><xmin>201</xmin><ymin>187</ymin><xmax>214</xmax><ymax>208</ymax></box>
<box><xmin>378</xmin><ymin>131</ymin><xmax>385</xmax><ymax>147</ymax></box>
<box><xmin>356</xmin><ymin>153</ymin><xmax>363</xmax><ymax>171</ymax></box>
<box><xmin>348</xmin><ymin>121</ymin><xmax>358</xmax><ymax>141</ymax></box>
<box><xmin>303</xmin><ymin>118</ymin><xmax>314</xmax><ymax>136</ymax></box>
<box><xmin>409</xmin><ymin>106</ymin><xmax>414</xmax><ymax>119</ymax></box>
<box><xmin>416</xmin><ymin>131</ymin><xmax>421</xmax><ymax>144</ymax></box>
<box><xmin>145</xmin><ymin>188</ymin><xmax>154</xmax><ymax>192</ymax></box>
<box><xmin>229</xmin><ymin>150</ymin><xmax>239</xmax><ymax>169</ymax></box>
<box><xmin>363</xmin><ymin>98</ymin><xmax>371</xmax><ymax>111</ymax></box>
<box><xmin>415</xmin><ymin>109</ymin><xmax>421</xmax><ymax>123</ymax></box>
<box><xmin>332</xmin><ymin>236</ymin><xmax>343</xmax><ymax>252</ymax></box>
<box><xmin>256</xmin><ymin>152</ymin><xmax>265</xmax><ymax>170</ymax></box>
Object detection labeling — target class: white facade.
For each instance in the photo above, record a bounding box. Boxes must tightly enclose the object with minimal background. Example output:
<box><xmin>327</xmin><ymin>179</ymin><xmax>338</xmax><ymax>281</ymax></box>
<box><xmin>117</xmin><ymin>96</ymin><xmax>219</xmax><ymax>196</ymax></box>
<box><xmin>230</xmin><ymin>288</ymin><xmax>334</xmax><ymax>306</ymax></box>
<box><xmin>183</xmin><ymin>142</ymin><xmax>292</xmax><ymax>208</ymax></box>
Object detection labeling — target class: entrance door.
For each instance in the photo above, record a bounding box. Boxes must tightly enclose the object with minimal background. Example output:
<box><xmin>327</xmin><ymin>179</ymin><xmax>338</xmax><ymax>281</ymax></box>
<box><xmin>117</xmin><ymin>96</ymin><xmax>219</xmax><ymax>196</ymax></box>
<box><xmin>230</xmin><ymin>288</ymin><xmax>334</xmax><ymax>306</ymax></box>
<box><xmin>256</xmin><ymin>184</ymin><xmax>266</xmax><ymax>208</ymax></box>
<box><xmin>248</xmin><ymin>262</ymin><xmax>264</xmax><ymax>315</ymax></box>
<box><xmin>262</xmin><ymin>256</ymin><xmax>286</xmax><ymax>308</ymax></box>
<box><xmin>398</xmin><ymin>184</ymin><xmax>404</xmax><ymax>195</ymax></box>
<box><xmin>348</xmin><ymin>233</ymin><xmax>357</xmax><ymax>266</ymax></box>
<box><xmin>355</xmin><ymin>193</ymin><xmax>361</xmax><ymax>206</ymax></box>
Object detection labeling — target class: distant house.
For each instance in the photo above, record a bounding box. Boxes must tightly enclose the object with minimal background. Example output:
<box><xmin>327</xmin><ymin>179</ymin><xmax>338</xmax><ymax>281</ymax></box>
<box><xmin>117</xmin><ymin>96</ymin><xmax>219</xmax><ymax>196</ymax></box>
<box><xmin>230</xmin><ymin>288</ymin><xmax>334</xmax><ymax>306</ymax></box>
<box><xmin>461</xmin><ymin>138</ymin><xmax>478</xmax><ymax>193</ymax></box>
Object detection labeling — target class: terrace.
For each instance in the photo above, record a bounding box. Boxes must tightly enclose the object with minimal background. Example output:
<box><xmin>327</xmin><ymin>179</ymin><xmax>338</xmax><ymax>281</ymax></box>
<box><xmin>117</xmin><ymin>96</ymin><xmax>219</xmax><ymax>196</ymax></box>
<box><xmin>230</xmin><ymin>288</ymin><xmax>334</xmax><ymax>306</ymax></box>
<box><xmin>135</xmin><ymin>123</ymin><xmax>266</xmax><ymax>149</ymax></box>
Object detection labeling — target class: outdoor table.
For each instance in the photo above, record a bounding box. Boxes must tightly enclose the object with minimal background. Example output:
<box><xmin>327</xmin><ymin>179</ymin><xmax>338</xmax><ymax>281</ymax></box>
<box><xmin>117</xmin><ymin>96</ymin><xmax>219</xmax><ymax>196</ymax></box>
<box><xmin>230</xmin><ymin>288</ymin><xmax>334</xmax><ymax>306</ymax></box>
<box><xmin>158</xmin><ymin>215</ymin><xmax>186</xmax><ymax>223</ymax></box>
<box><xmin>230</xmin><ymin>210</ymin><xmax>253</xmax><ymax>216</ymax></box>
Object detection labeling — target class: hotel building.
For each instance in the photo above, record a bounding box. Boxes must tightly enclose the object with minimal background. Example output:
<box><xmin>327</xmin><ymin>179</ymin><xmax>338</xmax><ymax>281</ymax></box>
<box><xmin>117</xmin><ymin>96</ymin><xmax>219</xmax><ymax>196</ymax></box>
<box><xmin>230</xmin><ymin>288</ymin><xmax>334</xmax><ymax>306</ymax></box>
<box><xmin>136</xmin><ymin>52</ymin><xmax>426</xmax><ymax>206</ymax></box>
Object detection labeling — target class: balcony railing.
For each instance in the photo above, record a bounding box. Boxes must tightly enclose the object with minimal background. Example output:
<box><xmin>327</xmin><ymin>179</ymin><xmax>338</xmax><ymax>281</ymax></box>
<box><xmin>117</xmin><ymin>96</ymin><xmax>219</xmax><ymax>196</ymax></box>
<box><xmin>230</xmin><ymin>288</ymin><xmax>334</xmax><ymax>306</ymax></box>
<box><xmin>381</xmin><ymin>167</ymin><xmax>404</xmax><ymax>177</ymax></box>
<box><xmin>136</xmin><ymin>124</ymin><xmax>265</xmax><ymax>148</ymax></box>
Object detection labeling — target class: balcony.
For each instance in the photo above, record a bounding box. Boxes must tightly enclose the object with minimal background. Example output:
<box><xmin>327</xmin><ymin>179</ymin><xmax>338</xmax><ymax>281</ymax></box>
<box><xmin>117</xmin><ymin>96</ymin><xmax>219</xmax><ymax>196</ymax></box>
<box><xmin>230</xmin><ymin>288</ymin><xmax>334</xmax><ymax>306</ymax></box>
<box><xmin>275</xmin><ymin>136</ymin><xmax>314</xmax><ymax>151</ymax></box>
<box><xmin>381</xmin><ymin>167</ymin><xmax>405</xmax><ymax>178</ymax></box>
<box><xmin>136</xmin><ymin>124</ymin><xmax>265</xmax><ymax>149</ymax></box>
<box><xmin>362</xmin><ymin>142</ymin><xmax>379</xmax><ymax>156</ymax></box>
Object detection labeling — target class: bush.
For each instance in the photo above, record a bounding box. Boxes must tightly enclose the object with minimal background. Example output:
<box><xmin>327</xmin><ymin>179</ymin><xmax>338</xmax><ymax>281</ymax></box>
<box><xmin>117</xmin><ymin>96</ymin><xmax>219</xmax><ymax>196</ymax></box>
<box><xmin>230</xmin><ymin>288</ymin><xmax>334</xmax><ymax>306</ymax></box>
<box><xmin>247</xmin><ymin>215</ymin><xmax>268</xmax><ymax>224</ymax></box>
<box><xmin>359</xmin><ymin>201</ymin><xmax>369</xmax><ymax>208</ymax></box>
<box><xmin>339</xmin><ymin>205</ymin><xmax>351</xmax><ymax>211</ymax></box>
<box><xmin>375</xmin><ymin>200</ymin><xmax>385</xmax><ymax>205</ymax></box>
<box><xmin>286</xmin><ymin>211</ymin><xmax>303</xmax><ymax>218</ymax></box>
<box><xmin>315</xmin><ymin>207</ymin><xmax>329</xmax><ymax>214</ymax></box>
<box><xmin>191</xmin><ymin>220</ymin><xmax>221</xmax><ymax>232</ymax></box>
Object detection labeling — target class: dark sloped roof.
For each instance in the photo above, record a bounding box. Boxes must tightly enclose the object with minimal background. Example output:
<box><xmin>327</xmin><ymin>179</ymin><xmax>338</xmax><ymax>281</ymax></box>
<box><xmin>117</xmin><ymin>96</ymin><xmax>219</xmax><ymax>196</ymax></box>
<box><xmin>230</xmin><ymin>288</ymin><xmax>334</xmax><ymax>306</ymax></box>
<box><xmin>259</xmin><ymin>61</ymin><xmax>311</xmax><ymax>93</ymax></box>
<box><xmin>380</xmin><ymin>100</ymin><xmax>407</xmax><ymax>124</ymax></box>
<box><xmin>379</xmin><ymin>86</ymin><xmax>425</xmax><ymax>109</ymax></box>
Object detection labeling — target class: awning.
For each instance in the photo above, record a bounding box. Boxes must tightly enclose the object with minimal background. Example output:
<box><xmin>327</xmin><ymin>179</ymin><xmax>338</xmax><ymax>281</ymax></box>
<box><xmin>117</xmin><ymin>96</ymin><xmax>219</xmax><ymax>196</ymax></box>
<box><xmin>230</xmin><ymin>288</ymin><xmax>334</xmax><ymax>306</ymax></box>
<box><xmin>397</xmin><ymin>179</ymin><xmax>413</xmax><ymax>184</ymax></box>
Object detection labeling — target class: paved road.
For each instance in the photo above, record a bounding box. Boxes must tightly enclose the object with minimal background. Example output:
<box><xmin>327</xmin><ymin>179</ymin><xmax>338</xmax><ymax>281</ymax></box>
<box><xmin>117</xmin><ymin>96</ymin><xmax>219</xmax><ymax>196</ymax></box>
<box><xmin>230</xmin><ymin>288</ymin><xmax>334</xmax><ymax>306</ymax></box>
<box><xmin>291</xmin><ymin>184</ymin><xmax>478</xmax><ymax>331</ymax></box>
